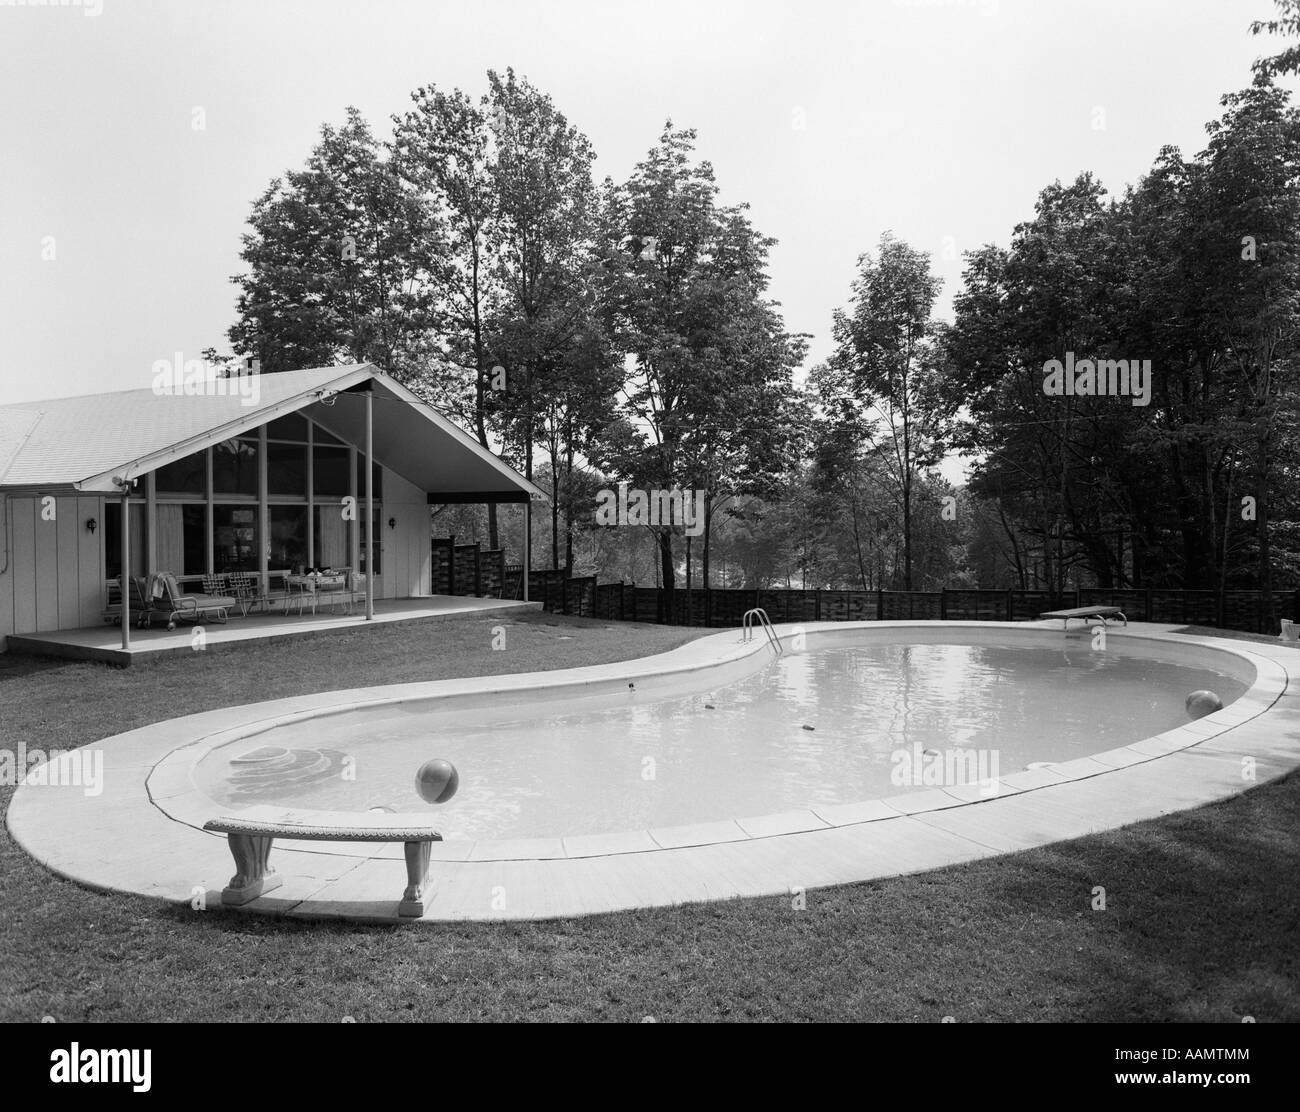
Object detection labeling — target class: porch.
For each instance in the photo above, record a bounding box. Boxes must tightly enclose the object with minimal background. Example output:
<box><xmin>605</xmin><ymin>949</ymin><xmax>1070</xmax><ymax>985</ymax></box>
<box><xmin>0</xmin><ymin>365</ymin><xmax>548</xmax><ymax>654</ymax></box>
<box><xmin>6</xmin><ymin>594</ymin><xmax>541</xmax><ymax>666</ymax></box>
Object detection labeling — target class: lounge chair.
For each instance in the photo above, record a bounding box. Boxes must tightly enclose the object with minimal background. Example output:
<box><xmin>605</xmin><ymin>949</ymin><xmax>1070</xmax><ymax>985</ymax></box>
<box><xmin>143</xmin><ymin>572</ymin><xmax>236</xmax><ymax>629</ymax></box>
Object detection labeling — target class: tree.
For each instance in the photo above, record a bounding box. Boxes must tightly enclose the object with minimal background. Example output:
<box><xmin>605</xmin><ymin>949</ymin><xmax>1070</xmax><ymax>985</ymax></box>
<box><xmin>485</xmin><ymin>69</ymin><xmax>606</xmax><ymax>568</ymax></box>
<box><xmin>393</xmin><ymin>84</ymin><xmax>506</xmax><ymax>546</ymax></box>
<box><xmin>1251</xmin><ymin>1</ymin><xmax>1300</xmax><ymax>79</ymax></box>
<box><xmin>230</xmin><ymin>108</ymin><xmax>442</xmax><ymax>381</ymax></box>
<box><xmin>822</xmin><ymin>233</ymin><xmax>953</xmax><ymax>589</ymax></box>
<box><xmin>1195</xmin><ymin>79</ymin><xmax>1300</xmax><ymax>622</ymax></box>
<box><xmin>604</xmin><ymin>124</ymin><xmax>804</xmax><ymax>605</ymax></box>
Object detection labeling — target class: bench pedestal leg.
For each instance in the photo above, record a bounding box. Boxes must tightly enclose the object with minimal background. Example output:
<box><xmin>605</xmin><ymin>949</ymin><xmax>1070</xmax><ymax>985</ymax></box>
<box><xmin>398</xmin><ymin>840</ymin><xmax>433</xmax><ymax>918</ymax></box>
<box><xmin>220</xmin><ymin>833</ymin><xmax>282</xmax><ymax>906</ymax></box>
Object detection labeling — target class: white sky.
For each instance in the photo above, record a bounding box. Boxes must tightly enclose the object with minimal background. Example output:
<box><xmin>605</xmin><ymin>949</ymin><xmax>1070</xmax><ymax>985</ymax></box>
<box><xmin>1</xmin><ymin>0</ymin><xmax>1294</xmax><ymax>480</ymax></box>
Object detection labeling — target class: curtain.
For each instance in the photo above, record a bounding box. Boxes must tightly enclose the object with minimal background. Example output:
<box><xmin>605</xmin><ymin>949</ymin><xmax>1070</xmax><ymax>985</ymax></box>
<box><xmin>155</xmin><ymin>504</ymin><xmax>185</xmax><ymax>574</ymax></box>
<box><xmin>317</xmin><ymin>510</ymin><xmax>348</xmax><ymax>568</ymax></box>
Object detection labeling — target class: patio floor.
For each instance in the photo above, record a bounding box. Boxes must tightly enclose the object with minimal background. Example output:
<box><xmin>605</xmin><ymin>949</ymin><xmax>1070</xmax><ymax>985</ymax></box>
<box><xmin>5</xmin><ymin>595</ymin><xmax>541</xmax><ymax>665</ymax></box>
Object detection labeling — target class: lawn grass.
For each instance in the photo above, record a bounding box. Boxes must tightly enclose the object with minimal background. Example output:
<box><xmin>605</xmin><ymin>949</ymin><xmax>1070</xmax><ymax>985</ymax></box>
<box><xmin>0</xmin><ymin>611</ymin><xmax>1296</xmax><ymax>1022</ymax></box>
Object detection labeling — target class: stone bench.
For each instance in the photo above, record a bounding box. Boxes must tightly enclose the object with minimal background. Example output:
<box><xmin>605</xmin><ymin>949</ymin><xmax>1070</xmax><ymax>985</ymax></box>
<box><xmin>1039</xmin><ymin>605</ymin><xmax>1128</xmax><ymax>630</ymax></box>
<box><xmin>204</xmin><ymin>806</ymin><xmax>443</xmax><ymax>917</ymax></box>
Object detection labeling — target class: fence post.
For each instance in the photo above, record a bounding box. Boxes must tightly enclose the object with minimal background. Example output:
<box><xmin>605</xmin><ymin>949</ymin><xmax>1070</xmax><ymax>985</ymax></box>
<box><xmin>1145</xmin><ymin>587</ymin><xmax>1152</xmax><ymax>623</ymax></box>
<box><xmin>447</xmin><ymin>535</ymin><xmax>456</xmax><ymax>596</ymax></box>
<box><xmin>815</xmin><ymin>588</ymin><xmax>822</xmax><ymax>622</ymax></box>
<box><xmin>1006</xmin><ymin>587</ymin><xmax>1013</xmax><ymax>622</ymax></box>
<box><xmin>876</xmin><ymin>588</ymin><xmax>883</xmax><ymax>621</ymax></box>
<box><xmin>473</xmin><ymin>543</ymin><xmax>482</xmax><ymax>597</ymax></box>
<box><xmin>940</xmin><ymin>590</ymin><xmax>948</xmax><ymax>621</ymax></box>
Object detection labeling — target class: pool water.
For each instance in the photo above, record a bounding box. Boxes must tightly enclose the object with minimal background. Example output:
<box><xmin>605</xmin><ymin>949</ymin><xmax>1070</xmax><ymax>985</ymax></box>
<box><xmin>194</xmin><ymin>641</ymin><xmax>1248</xmax><ymax>840</ymax></box>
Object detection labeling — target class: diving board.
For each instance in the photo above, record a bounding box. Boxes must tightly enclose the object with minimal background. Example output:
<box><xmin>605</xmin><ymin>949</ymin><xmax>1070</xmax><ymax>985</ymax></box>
<box><xmin>1039</xmin><ymin>605</ymin><xmax>1128</xmax><ymax>630</ymax></box>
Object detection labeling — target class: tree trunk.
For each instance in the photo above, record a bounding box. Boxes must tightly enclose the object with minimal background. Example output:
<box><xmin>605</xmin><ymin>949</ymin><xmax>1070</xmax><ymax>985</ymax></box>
<box><xmin>658</xmin><ymin>530</ymin><xmax>675</xmax><ymax>622</ymax></box>
<box><xmin>1257</xmin><ymin>438</ymin><xmax>1276</xmax><ymax>629</ymax></box>
<box><xmin>850</xmin><ymin>498</ymin><xmax>869</xmax><ymax>591</ymax></box>
<box><xmin>550</xmin><ymin>464</ymin><xmax>561</xmax><ymax>570</ymax></box>
<box><xmin>702</xmin><ymin>498</ymin><xmax>712</xmax><ymax>589</ymax></box>
<box><xmin>469</xmin><ymin>236</ymin><xmax>498</xmax><ymax>551</ymax></box>
<box><xmin>564</xmin><ymin>413</ymin><xmax>575</xmax><ymax>573</ymax></box>
<box><xmin>902</xmin><ymin>479</ymin><xmax>913</xmax><ymax>590</ymax></box>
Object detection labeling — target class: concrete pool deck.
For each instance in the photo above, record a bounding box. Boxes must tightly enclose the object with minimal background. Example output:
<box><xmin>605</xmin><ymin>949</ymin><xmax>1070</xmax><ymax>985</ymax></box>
<box><xmin>6</xmin><ymin>621</ymin><xmax>1298</xmax><ymax>922</ymax></box>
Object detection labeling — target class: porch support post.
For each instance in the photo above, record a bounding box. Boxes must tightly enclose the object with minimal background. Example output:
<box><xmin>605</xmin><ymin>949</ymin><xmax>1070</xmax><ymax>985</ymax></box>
<box><xmin>365</xmin><ymin>387</ymin><xmax>374</xmax><ymax>620</ymax></box>
<box><xmin>523</xmin><ymin>500</ymin><xmax>530</xmax><ymax>602</ymax></box>
<box><xmin>258</xmin><ymin>422</ymin><xmax>269</xmax><ymax>596</ymax></box>
<box><xmin>145</xmin><ymin>471</ymin><xmax>157</xmax><ymax>573</ymax></box>
<box><xmin>120</xmin><ymin>483</ymin><xmax>130</xmax><ymax>652</ymax></box>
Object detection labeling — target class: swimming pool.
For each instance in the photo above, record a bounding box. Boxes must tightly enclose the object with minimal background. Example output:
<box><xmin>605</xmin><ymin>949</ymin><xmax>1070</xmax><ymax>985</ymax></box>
<box><xmin>192</xmin><ymin>631</ymin><xmax>1250</xmax><ymax>841</ymax></box>
<box><xmin>11</xmin><ymin>619</ymin><xmax>1291</xmax><ymax>923</ymax></box>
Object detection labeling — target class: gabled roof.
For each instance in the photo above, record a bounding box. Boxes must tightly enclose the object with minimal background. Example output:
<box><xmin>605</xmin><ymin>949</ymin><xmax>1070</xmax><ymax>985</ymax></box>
<box><xmin>0</xmin><ymin>364</ymin><xmax>546</xmax><ymax>502</ymax></box>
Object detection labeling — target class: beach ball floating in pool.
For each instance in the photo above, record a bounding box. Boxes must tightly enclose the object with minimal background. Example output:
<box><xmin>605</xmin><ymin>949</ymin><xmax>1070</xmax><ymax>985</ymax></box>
<box><xmin>415</xmin><ymin>759</ymin><xmax>460</xmax><ymax>804</ymax></box>
<box><xmin>1185</xmin><ymin>690</ymin><xmax>1223</xmax><ymax>720</ymax></box>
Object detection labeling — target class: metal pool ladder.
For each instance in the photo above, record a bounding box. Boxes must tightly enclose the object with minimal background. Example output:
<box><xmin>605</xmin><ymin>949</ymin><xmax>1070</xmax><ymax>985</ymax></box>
<box><xmin>741</xmin><ymin>607</ymin><xmax>783</xmax><ymax>656</ymax></box>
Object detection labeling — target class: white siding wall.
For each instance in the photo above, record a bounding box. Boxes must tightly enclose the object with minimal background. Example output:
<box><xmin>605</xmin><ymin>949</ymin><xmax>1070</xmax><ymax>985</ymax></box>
<box><xmin>0</xmin><ymin>494</ymin><xmax>104</xmax><ymax>651</ymax></box>
<box><xmin>380</xmin><ymin>467</ymin><xmax>430</xmax><ymax>599</ymax></box>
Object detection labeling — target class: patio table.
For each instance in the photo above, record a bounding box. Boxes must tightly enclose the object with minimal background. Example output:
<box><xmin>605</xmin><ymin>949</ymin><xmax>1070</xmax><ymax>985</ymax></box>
<box><xmin>284</xmin><ymin>572</ymin><xmax>352</xmax><ymax>616</ymax></box>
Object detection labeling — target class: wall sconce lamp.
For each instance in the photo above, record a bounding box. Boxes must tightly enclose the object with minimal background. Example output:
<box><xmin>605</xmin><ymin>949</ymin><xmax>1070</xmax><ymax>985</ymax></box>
<box><xmin>388</xmin><ymin>517</ymin><xmax>397</xmax><ymax>530</ymax></box>
<box><xmin>86</xmin><ymin>518</ymin><xmax>97</xmax><ymax>534</ymax></box>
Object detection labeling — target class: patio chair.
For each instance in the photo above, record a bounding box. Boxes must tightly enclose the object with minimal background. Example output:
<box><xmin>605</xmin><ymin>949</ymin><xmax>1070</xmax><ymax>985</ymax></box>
<box><xmin>144</xmin><ymin>572</ymin><xmax>236</xmax><ymax>630</ymax></box>
<box><xmin>223</xmin><ymin>571</ymin><xmax>264</xmax><ymax>617</ymax></box>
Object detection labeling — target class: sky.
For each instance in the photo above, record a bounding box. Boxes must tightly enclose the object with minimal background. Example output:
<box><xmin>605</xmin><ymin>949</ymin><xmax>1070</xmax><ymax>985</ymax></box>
<box><xmin>1</xmin><ymin>0</ymin><xmax>1295</xmax><ymax>440</ymax></box>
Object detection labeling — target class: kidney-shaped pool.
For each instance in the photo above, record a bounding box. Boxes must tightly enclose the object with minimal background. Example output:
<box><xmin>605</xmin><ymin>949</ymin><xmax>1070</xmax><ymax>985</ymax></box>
<box><xmin>192</xmin><ymin>632</ymin><xmax>1251</xmax><ymax>841</ymax></box>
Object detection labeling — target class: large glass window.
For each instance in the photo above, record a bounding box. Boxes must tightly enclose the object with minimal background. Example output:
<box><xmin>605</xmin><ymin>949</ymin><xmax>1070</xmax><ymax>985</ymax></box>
<box><xmin>155</xmin><ymin>450</ymin><xmax>206</xmax><ymax>496</ymax></box>
<box><xmin>313</xmin><ymin>445</ymin><xmax>350</xmax><ymax>498</ymax></box>
<box><xmin>269</xmin><ymin>505</ymin><xmax>308</xmax><ymax>573</ymax></box>
<box><xmin>267</xmin><ymin>442</ymin><xmax>307</xmax><ymax>497</ymax></box>
<box><xmin>213</xmin><ymin>505</ymin><xmax>259</xmax><ymax>572</ymax></box>
<box><xmin>359</xmin><ymin>507</ymin><xmax>383</xmax><ymax>576</ymax></box>
<box><xmin>357</xmin><ymin>457</ymin><xmax>383</xmax><ymax>503</ymax></box>
<box><xmin>156</xmin><ymin>504</ymin><xmax>207</xmax><ymax>575</ymax></box>
<box><xmin>266</xmin><ymin>413</ymin><xmax>309</xmax><ymax>441</ymax></box>
<box><xmin>182</xmin><ymin>505</ymin><xmax>206</xmax><ymax>574</ymax></box>
<box><xmin>213</xmin><ymin>437</ymin><xmax>259</xmax><ymax>497</ymax></box>
<box><xmin>313</xmin><ymin>422</ymin><xmax>344</xmax><ymax>445</ymax></box>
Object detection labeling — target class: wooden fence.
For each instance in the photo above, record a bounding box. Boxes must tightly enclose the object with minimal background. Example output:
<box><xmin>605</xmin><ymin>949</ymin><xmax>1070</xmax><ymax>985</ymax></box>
<box><xmin>438</xmin><ymin>543</ymin><xmax>1295</xmax><ymax>634</ymax></box>
<box><xmin>507</xmin><ymin>577</ymin><xmax>1299</xmax><ymax>635</ymax></box>
<box><xmin>431</xmin><ymin>538</ymin><xmax>505</xmax><ymax>599</ymax></box>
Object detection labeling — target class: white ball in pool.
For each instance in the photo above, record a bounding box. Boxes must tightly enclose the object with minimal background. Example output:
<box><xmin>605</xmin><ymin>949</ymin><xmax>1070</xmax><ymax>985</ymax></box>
<box><xmin>1185</xmin><ymin>690</ymin><xmax>1223</xmax><ymax>719</ymax></box>
<box><xmin>415</xmin><ymin>759</ymin><xmax>460</xmax><ymax>804</ymax></box>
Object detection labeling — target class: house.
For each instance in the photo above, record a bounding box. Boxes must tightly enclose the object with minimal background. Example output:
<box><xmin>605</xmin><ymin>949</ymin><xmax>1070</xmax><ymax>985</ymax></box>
<box><xmin>0</xmin><ymin>364</ymin><xmax>545</xmax><ymax>652</ymax></box>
